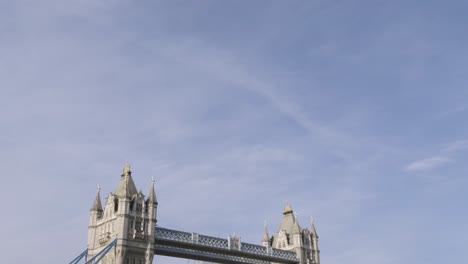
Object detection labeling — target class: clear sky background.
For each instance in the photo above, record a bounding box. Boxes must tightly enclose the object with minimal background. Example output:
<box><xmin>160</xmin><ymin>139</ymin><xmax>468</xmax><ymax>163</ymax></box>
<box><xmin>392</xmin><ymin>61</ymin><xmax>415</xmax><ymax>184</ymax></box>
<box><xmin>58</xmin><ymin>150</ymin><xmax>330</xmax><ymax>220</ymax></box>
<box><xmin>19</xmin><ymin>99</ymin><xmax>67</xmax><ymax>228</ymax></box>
<box><xmin>2</xmin><ymin>1</ymin><xmax>468</xmax><ymax>263</ymax></box>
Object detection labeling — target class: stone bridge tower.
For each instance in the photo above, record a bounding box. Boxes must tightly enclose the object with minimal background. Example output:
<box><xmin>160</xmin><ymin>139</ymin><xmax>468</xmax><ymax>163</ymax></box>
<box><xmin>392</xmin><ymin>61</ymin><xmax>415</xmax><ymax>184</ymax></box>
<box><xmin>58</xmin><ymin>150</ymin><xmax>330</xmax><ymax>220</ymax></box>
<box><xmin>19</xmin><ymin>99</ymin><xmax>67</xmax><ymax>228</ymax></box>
<box><xmin>263</xmin><ymin>205</ymin><xmax>320</xmax><ymax>264</ymax></box>
<box><xmin>87</xmin><ymin>162</ymin><xmax>157</xmax><ymax>264</ymax></box>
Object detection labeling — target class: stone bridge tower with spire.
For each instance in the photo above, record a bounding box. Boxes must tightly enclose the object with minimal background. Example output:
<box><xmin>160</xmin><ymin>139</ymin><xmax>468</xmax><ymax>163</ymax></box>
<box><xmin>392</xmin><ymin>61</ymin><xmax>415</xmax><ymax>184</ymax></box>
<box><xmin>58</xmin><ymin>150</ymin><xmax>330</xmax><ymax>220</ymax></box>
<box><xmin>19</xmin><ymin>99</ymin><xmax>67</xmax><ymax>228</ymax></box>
<box><xmin>262</xmin><ymin>204</ymin><xmax>320</xmax><ymax>264</ymax></box>
<box><xmin>87</xmin><ymin>162</ymin><xmax>157</xmax><ymax>264</ymax></box>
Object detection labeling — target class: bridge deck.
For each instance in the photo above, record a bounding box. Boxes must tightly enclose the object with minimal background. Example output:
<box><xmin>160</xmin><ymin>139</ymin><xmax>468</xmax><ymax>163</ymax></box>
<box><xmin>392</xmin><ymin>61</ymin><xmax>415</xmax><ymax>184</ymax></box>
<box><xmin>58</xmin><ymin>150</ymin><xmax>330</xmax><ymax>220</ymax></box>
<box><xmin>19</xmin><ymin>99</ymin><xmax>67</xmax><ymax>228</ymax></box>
<box><xmin>154</xmin><ymin>227</ymin><xmax>299</xmax><ymax>264</ymax></box>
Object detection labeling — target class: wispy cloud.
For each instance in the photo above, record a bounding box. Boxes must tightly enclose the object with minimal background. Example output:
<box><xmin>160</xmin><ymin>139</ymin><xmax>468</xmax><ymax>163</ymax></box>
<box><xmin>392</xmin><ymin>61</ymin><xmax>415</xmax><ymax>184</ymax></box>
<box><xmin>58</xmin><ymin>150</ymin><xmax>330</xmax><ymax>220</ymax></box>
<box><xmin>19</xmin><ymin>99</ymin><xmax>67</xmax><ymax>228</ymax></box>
<box><xmin>246</xmin><ymin>145</ymin><xmax>302</xmax><ymax>162</ymax></box>
<box><xmin>405</xmin><ymin>156</ymin><xmax>451</xmax><ymax>172</ymax></box>
<box><xmin>441</xmin><ymin>140</ymin><xmax>468</xmax><ymax>153</ymax></box>
<box><xmin>405</xmin><ymin>139</ymin><xmax>468</xmax><ymax>172</ymax></box>
<box><xmin>3</xmin><ymin>1</ymin><xmax>468</xmax><ymax>264</ymax></box>
<box><xmin>435</xmin><ymin>105</ymin><xmax>467</xmax><ymax>119</ymax></box>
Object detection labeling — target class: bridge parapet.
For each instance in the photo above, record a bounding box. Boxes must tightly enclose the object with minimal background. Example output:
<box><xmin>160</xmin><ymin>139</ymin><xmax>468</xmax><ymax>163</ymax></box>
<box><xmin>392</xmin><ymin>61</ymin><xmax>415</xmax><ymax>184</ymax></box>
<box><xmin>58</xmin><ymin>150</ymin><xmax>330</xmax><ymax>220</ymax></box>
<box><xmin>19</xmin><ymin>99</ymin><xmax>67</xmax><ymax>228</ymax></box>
<box><xmin>240</xmin><ymin>242</ymin><xmax>296</xmax><ymax>260</ymax></box>
<box><xmin>155</xmin><ymin>227</ymin><xmax>298</xmax><ymax>263</ymax></box>
<box><xmin>200</xmin><ymin>234</ymin><xmax>229</xmax><ymax>248</ymax></box>
<box><xmin>156</xmin><ymin>227</ymin><xmax>193</xmax><ymax>242</ymax></box>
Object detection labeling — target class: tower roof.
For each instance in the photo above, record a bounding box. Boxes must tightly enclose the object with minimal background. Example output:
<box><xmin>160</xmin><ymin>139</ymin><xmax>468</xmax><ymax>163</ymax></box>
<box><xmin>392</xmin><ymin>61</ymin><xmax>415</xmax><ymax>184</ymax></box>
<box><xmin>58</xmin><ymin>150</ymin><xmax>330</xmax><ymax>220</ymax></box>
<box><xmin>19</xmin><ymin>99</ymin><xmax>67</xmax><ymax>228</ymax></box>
<box><xmin>114</xmin><ymin>161</ymin><xmax>138</xmax><ymax>198</ymax></box>
<box><xmin>274</xmin><ymin>204</ymin><xmax>301</xmax><ymax>243</ymax></box>
<box><xmin>91</xmin><ymin>185</ymin><xmax>103</xmax><ymax>211</ymax></box>
<box><xmin>273</xmin><ymin>204</ymin><xmax>301</xmax><ymax>245</ymax></box>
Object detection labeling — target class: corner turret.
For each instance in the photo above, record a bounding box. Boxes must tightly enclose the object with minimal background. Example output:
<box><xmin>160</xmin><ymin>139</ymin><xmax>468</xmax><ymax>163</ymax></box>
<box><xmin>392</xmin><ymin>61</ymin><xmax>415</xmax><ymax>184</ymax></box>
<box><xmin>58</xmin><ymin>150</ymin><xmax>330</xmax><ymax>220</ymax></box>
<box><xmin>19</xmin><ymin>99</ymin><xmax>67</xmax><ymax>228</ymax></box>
<box><xmin>148</xmin><ymin>177</ymin><xmax>157</xmax><ymax>204</ymax></box>
<box><xmin>90</xmin><ymin>185</ymin><xmax>103</xmax><ymax>212</ymax></box>
<box><xmin>87</xmin><ymin>185</ymin><xmax>103</xmax><ymax>252</ymax></box>
<box><xmin>310</xmin><ymin>218</ymin><xmax>320</xmax><ymax>264</ymax></box>
<box><xmin>262</xmin><ymin>221</ymin><xmax>270</xmax><ymax>247</ymax></box>
<box><xmin>144</xmin><ymin>177</ymin><xmax>158</xmax><ymax>264</ymax></box>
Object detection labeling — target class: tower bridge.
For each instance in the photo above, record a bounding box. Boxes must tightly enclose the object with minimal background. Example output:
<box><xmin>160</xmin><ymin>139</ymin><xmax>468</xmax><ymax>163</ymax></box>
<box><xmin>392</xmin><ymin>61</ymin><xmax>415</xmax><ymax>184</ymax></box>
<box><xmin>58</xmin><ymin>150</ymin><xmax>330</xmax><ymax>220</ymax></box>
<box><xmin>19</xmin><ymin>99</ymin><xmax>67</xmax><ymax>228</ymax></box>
<box><xmin>71</xmin><ymin>162</ymin><xmax>320</xmax><ymax>264</ymax></box>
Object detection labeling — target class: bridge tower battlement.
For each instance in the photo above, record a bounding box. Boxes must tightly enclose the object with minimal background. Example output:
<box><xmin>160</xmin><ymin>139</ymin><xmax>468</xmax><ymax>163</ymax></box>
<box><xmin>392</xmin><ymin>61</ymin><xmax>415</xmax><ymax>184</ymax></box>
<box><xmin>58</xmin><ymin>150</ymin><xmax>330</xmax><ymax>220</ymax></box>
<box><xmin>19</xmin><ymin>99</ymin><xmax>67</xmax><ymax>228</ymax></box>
<box><xmin>87</xmin><ymin>162</ymin><xmax>157</xmax><ymax>264</ymax></box>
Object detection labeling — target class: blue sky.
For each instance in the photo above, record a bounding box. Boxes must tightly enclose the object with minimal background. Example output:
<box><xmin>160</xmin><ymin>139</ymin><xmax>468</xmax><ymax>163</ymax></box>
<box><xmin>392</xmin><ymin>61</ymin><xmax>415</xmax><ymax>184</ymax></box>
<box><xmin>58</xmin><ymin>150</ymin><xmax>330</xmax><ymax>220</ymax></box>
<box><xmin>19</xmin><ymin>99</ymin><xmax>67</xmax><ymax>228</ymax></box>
<box><xmin>2</xmin><ymin>1</ymin><xmax>468</xmax><ymax>263</ymax></box>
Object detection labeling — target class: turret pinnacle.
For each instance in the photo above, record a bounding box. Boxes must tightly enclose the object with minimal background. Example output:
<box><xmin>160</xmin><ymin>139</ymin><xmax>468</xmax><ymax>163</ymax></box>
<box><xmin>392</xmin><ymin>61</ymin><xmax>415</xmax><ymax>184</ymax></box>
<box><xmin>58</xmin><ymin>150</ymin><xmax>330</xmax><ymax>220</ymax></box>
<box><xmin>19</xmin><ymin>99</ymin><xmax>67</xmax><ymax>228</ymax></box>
<box><xmin>148</xmin><ymin>176</ymin><xmax>157</xmax><ymax>203</ymax></box>
<box><xmin>91</xmin><ymin>184</ymin><xmax>103</xmax><ymax>211</ymax></box>
<box><xmin>310</xmin><ymin>217</ymin><xmax>318</xmax><ymax>238</ymax></box>
<box><xmin>293</xmin><ymin>215</ymin><xmax>301</xmax><ymax>234</ymax></box>
<box><xmin>115</xmin><ymin>161</ymin><xmax>138</xmax><ymax>198</ymax></box>
<box><xmin>122</xmin><ymin>160</ymin><xmax>131</xmax><ymax>176</ymax></box>
<box><xmin>262</xmin><ymin>221</ymin><xmax>269</xmax><ymax>242</ymax></box>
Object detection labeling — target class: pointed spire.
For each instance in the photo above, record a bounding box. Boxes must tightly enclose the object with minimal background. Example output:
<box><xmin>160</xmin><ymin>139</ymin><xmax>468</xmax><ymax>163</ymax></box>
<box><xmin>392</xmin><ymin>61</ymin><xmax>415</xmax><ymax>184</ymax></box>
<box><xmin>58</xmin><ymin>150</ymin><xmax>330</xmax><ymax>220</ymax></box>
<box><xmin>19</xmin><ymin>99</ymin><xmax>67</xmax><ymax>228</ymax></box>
<box><xmin>262</xmin><ymin>220</ymin><xmax>269</xmax><ymax>243</ymax></box>
<box><xmin>310</xmin><ymin>216</ymin><xmax>318</xmax><ymax>238</ymax></box>
<box><xmin>91</xmin><ymin>184</ymin><xmax>103</xmax><ymax>211</ymax></box>
<box><xmin>148</xmin><ymin>176</ymin><xmax>157</xmax><ymax>203</ymax></box>
<box><xmin>283</xmin><ymin>203</ymin><xmax>293</xmax><ymax>215</ymax></box>
<box><xmin>115</xmin><ymin>161</ymin><xmax>138</xmax><ymax>198</ymax></box>
<box><xmin>122</xmin><ymin>160</ymin><xmax>131</xmax><ymax>176</ymax></box>
<box><xmin>293</xmin><ymin>216</ymin><xmax>301</xmax><ymax>234</ymax></box>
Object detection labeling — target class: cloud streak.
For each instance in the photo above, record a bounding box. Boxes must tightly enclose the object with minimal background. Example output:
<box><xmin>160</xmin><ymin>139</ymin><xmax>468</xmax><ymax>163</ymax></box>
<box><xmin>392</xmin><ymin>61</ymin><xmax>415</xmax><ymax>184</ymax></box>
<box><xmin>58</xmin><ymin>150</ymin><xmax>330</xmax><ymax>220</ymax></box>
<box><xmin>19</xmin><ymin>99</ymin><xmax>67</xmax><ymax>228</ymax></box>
<box><xmin>3</xmin><ymin>1</ymin><xmax>468</xmax><ymax>264</ymax></box>
<box><xmin>405</xmin><ymin>156</ymin><xmax>451</xmax><ymax>172</ymax></box>
<box><xmin>405</xmin><ymin>139</ymin><xmax>468</xmax><ymax>172</ymax></box>
<box><xmin>435</xmin><ymin>105</ymin><xmax>467</xmax><ymax>119</ymax></box>
<box><xmin>441</xmin><ymin>139</ymin><xmax>468</xmax><ymax>153</ymax></box>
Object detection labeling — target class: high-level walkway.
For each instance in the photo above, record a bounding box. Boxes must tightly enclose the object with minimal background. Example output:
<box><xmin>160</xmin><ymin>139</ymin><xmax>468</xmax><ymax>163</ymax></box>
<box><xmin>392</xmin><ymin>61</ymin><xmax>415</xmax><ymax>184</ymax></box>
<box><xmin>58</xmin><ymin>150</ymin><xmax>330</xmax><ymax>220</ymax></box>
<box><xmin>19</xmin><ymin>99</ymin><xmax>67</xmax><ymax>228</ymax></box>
<box><xmin>76</xmin><ymin>163</ymin><xmax>319</xmax><ymax>264</ymax></box>
<box><xmin>154</xmin><ymin>227</ymin><xmax>299</xmax><ymax>264</ymax></box>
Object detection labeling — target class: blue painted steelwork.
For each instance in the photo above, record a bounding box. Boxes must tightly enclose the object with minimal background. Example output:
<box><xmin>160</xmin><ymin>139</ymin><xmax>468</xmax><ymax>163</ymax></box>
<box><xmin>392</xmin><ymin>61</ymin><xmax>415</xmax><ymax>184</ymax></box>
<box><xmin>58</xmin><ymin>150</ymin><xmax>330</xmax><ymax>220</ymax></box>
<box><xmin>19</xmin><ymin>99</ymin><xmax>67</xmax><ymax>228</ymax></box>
<box><xmin>71</xmin><ymin>227</ymin><xmax>298</xmax><ymax>264</ymax></box>
<box><xmin>68</xmin><ymin>238</ymin><xmax>117</xmax><ymax>264</ymax></box>
<box><xmin>155</xmin><ymin>227</ymin><xmax>299</xmax><ymax>264</ymax></box>
<box><xmin>69</xmin><ymin>249</ymin><xmax>88</xmax><ymax>264</ymax></box>
<box><xmin>85</xmin><ymin>238</ymin><xmax>117</xmax><ymax>264</ymax></box>
<box><xmin>154</xmin><ymin>244</ymin><xmax>270</xmax><ymax>264</ymax></box>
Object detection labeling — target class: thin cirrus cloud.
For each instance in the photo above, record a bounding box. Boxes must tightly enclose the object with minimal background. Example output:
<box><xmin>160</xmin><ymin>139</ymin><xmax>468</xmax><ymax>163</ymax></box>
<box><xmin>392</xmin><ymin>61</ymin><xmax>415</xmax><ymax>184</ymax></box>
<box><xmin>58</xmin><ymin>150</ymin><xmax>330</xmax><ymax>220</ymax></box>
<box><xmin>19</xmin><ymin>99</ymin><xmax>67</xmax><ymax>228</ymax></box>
<box><xmin>441</xmin><ymin>139</ymin><xmax>468</xmax><ymax>153</ymax></box>
<box><xmin>405</xmin><ymin>156</ymin><xmax>451</xmax><ymax>172</ymax></box>
<box><xmin>405</xmin><ymin>139</ymin><xmax>468</xmax><ymax>172</ymax></box>
<box><xmin>434</xmin><ymin>105</ymin><xmax>467</xmax><ymax>119</ymax></box>
<box><xmin>3</xmin><ymin>1</ymin><xmax>468</xmax><ymax>264</ymax></box>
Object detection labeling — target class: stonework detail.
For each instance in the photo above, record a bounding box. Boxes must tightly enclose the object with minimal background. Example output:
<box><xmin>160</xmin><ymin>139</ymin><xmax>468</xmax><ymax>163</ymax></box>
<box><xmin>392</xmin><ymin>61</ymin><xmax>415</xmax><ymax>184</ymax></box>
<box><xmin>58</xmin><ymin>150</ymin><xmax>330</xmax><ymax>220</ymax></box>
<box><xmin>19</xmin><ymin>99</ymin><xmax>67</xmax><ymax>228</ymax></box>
<box><xmin>86</xmin><ymin>164</ymin><xmax>319</xmax><ymax>264</ymax></box>
<box><xmin>264</xmin><ymin>205</ymin><xmax>320</xmax><ymax>264</ymax></box>
<box><xmin>87</xmin><ymin>162</ymin><xmax>157</xmax><ymax>264</ymax></box>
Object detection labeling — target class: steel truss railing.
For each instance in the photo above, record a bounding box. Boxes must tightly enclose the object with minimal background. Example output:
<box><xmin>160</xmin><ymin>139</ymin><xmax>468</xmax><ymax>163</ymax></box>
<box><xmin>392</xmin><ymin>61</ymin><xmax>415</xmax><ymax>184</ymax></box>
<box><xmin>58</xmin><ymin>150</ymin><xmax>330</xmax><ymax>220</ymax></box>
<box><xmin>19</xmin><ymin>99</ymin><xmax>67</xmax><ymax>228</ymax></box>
<box><xmin>155</xmin><ymin>227</ymin><xmax>299</xmax><ymax>264</ymax></box>
<box><xmin>155</xmin><ymin>244</ymin><xmax>270</xmax><ymax>264</ymax></box>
